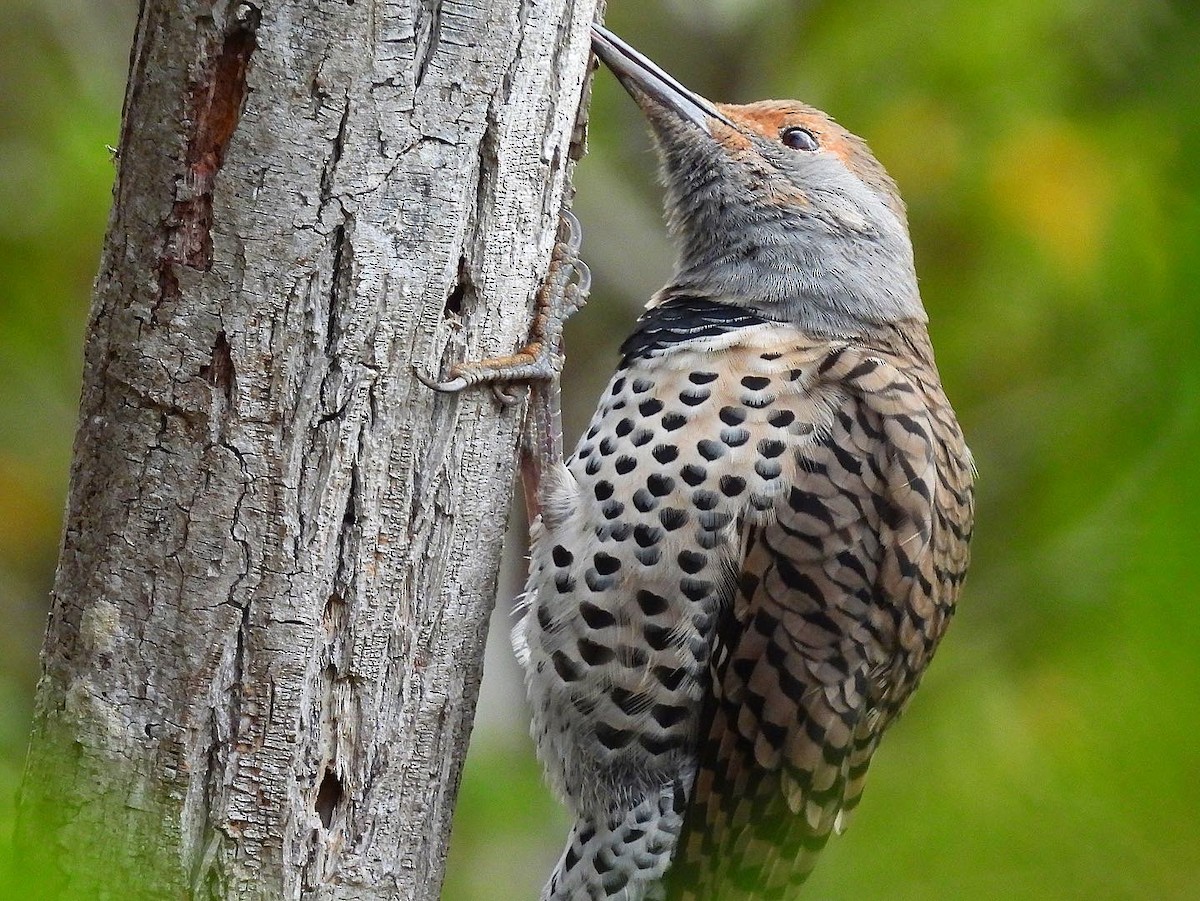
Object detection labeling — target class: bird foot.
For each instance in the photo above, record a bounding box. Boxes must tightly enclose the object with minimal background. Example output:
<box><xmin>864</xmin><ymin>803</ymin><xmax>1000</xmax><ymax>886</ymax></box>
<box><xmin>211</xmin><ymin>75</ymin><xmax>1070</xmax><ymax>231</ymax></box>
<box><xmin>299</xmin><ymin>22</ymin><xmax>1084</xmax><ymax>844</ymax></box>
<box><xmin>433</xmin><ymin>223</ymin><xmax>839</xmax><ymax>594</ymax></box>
<box><xmin>416</xmin><ymin>211</ymin><xmax>591</xmax><ymax>403</ymax></box>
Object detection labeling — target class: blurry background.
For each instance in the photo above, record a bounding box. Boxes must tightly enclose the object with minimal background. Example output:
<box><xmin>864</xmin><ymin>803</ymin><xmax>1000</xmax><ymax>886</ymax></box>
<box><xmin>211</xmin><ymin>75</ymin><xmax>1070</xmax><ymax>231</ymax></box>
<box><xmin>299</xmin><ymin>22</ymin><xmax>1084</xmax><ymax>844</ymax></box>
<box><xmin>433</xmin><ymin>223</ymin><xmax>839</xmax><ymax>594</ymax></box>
<box><xmin>2</xmin><ymin>1</ymin><xmax>1198</xmax><ymax>898</ymax></box>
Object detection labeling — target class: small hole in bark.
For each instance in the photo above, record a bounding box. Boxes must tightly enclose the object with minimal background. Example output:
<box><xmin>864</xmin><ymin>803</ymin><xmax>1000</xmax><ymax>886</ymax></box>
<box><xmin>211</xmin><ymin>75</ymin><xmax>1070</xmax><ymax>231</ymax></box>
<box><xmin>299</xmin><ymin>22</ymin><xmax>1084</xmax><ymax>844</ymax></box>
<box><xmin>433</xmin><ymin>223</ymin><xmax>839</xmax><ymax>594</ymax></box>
<box><xmin>444</xmin><ymin>255</ymin><xmax>472</xmax><ymax>317</ymax></box>
<box><xmin>445</xmin><ymin>282</ymin><xmax>465</xmax><ymax>316</ymax></box>
<box><xmin>315</xmin><ymin>768</ymin><xmax>344</xmax><ymax>829</ymax></box>
<box><xmin>323</xmin><ymin>593</ymin><xmax>344</xmax><ymax>623</ymax></box>
<box><xmin>200</xmin><ymin>330</ymin><xmax>236</xmax><ymax>401</ymax></box>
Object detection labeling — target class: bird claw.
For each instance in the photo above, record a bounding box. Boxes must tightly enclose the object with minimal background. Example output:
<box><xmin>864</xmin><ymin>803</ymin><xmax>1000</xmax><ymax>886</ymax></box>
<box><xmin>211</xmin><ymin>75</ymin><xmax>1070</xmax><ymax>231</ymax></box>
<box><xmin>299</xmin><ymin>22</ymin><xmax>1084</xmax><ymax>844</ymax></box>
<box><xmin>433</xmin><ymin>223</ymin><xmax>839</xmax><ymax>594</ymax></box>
<box><xmin>416</xmin><ymin>209</ymin><xmax>589</xmax><ymax>401</ymax></box>
<box><xmin>491</xmin><ymin>383</ymin><xmax>526</xmax><ymax>406</ymax></box>
<box><xmin>413</xmin><ymin>367</ymin><xmax>470</xmax><ymax>394</ymax></box>
<box><xmin>413</xmin><ymin>365</ymin><xmax>525</xmax><ymax>405</ymax></box>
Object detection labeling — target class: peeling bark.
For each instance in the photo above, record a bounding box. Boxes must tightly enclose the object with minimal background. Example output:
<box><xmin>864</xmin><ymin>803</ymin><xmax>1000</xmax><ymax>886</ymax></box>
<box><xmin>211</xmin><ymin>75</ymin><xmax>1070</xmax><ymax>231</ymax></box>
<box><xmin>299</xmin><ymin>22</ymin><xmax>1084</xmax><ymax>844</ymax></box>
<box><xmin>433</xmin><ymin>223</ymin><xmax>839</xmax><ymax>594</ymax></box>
<box><xmin>16</xmin><ymin>0</ymin><xmax>598</xmax><ymax>898</ymax></box>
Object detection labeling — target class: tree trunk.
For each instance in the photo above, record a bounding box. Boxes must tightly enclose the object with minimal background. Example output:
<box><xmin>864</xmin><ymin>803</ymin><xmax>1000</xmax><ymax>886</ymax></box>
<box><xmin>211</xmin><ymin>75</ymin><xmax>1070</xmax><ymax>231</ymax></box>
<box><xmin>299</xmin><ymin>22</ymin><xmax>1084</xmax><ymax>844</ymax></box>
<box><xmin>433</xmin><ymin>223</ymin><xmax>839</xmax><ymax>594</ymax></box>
<box><xmin>15</xmin><ymin>0</ymin><xmax>597</xmax><ymax>897</ymax></box>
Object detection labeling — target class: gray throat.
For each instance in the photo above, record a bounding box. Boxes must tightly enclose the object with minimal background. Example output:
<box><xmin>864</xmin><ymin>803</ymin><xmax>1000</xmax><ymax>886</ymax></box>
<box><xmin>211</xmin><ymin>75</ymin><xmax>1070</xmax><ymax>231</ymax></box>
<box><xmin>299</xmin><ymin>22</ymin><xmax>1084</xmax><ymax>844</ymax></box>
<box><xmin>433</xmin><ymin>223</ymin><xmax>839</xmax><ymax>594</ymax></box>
<box><xmin>659</xmin><ymin>207</ymin><xmax>926</xmax><ymax>337</ymax></box>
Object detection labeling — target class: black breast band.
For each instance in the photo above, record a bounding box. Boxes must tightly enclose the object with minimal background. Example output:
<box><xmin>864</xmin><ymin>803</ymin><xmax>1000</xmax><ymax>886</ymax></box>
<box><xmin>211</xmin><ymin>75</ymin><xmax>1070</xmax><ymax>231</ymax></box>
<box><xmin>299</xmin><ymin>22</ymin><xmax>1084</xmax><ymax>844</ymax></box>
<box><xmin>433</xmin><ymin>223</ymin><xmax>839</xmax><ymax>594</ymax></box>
<box><xmin>618</xmin><ymin>298</ymin><xmax>769</xmax><ymax>366</ymax></box>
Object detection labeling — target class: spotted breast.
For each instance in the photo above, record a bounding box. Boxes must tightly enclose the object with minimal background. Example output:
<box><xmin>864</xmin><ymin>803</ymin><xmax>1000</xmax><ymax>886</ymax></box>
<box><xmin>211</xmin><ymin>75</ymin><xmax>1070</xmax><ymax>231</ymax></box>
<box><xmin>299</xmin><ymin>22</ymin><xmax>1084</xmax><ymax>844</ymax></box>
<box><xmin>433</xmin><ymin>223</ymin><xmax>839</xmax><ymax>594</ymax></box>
<box><xmin>513</xmin><ymin>295</ymin><xmax>973</xmax><ymax>899</ymax></box>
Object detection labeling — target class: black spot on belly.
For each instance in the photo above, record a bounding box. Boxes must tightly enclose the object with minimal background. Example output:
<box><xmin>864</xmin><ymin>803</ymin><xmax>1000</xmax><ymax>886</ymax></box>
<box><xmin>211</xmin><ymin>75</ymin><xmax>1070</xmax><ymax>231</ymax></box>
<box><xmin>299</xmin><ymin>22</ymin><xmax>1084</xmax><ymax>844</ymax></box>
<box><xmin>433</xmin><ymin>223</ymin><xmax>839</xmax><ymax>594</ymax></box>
<box><xmin>644</xmin><ymin>624</ymin><xmax>673</xmax><ymax>651</ymax></box>
<box><xmin>593</xmin><ymin>552</ymin><xmax>621</xmax><ymax>575</ymax></box>
<box><xmin>579</xmin><ymin>637</ymin><xmax>616</xmax><ymax>666</ymax></box>
<box><xmin>634</xmin><ymin>524</ymin><xmax>663</xmax><ymax>547</ymax></box>
<box><xmin>755</xmin><ymin>459</ymin><xmax>783</xmax><ymax>480</ymax></box>
<box><xmin>652</xmin><ymin>444</ymin><xmax>680</xmax><ymax>464</ymax></box>
<box><xmin>595</xmin><ymin>722</ymin><xmax>634</xmax><ymax>749</ymax></box>
<box><xmin>678</xmin><ymin>550</ymin><xmax>707</xmax><ymax>574</ymax></box>
<box><xmin>602</xmin><ymin>500</ymin><xmax>625</xmax><ymax>520</ymax></box>
<box><xmin>720</xmin><ymin>475</ymin><xmax>746</xmax><ymax>497</ymax></box>
<box><xmin>647</xmin><ymin>473</ymin><xmax>675</xmax><ymax>496</ymax></box>
<box><xmin>721</xmin><ymin>427</ymin><xmax>750</xmax><ymax>447</ymax></box>
<box><xmin>719</xmin><ymin>406</ymin><xmax>746</xmax><ymax>426</ymax></box>
<box><xmin>607</xmin><ymin>522</ymin><xmax>632</xmax><ymax>541</ymax></box>
<box><xmin>750</xmin><ymin>493</ymin><xmax>775</xmax><ymax>512</ymax></box>
<box><xmin>611</xmin><ymin>687</ymin><xmax>651</xmax><ymax>715</ymax></box>
<box><xmin>622</xmin><ymin>645</ymin><xmax>650</xmax><ymax>668</ymax></box>
<box><xmin>635</xmin><ymin>547</ymin><xmax>662</xmax><ymax>566</ymax></box>
<box><xmin>637</xmin><ymin>590</ymin><xmax>669</xmax><ymax>615</ymax></box>
<box><xmin>698</xmin><ymin>510</ymin><xmax>733</xmax><ymax>531</ymax></box>
<box><xmin>584</xmin><ymin>570</ymin><xmax>613</xmax><ymax>592</ymax></box>
<box><xmin>632</xmin><ymin>488</ymin><xmax>658</xmax><ymax>513</ymax></box>
<box><xmin>580</xmin><ymin>601</ymin><xmax>616</xmax><ymax>629</ymax></box>
<box><xmin>659</xmin><ymin>508</ymin><xmax>689</xmax><ymax>531</ymax></box>
<box><xmin>651</xmin><ymin>704</ymin><xmax>689</xmax><ymax>728</ymax></box>
<box><xmin>552</xmin><ymin>651</ymin><xmax>583</xmax><ymax>681</ymax></box>
<box><xmin>654</xmin><ymin>665</ymin><xmax>687</xmax><ymax>690</ymax></box>
<box><xmin>758</xmin><ymin>438</ymin><xmax>786</xmax><ymax>458</ymax></box>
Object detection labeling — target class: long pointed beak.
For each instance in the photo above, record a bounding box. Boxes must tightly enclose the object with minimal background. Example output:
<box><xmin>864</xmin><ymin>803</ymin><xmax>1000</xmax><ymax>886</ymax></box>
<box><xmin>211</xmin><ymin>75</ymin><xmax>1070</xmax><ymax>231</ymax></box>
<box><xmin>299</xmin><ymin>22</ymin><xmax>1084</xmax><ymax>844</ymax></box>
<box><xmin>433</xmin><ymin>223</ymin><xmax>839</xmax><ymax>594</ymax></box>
<box><xmin>590</xmin><ymin>24</ymin><xmax>735</xmax><ymax>134</ymax></box>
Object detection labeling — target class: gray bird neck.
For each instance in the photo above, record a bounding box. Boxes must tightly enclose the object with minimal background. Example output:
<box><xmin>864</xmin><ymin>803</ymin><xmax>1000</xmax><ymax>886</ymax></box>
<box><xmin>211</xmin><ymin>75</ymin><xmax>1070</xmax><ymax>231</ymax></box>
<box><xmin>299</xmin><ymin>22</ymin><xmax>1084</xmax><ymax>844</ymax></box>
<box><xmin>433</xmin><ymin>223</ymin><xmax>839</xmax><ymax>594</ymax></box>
<box><xmin>657</xmin><ymin>207</ymin><xmax>927</xmax><ymax>338</ymax></box>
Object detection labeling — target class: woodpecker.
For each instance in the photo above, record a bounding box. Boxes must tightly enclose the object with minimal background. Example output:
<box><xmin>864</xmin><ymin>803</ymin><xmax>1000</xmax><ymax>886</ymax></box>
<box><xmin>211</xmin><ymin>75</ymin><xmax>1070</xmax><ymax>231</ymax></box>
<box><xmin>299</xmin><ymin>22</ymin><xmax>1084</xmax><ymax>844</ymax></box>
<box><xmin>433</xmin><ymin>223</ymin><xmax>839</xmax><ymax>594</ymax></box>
<box><xmin>424</xmin><ymin>24</ymin><xmax>974</xmax><ymax>901</ymax></box>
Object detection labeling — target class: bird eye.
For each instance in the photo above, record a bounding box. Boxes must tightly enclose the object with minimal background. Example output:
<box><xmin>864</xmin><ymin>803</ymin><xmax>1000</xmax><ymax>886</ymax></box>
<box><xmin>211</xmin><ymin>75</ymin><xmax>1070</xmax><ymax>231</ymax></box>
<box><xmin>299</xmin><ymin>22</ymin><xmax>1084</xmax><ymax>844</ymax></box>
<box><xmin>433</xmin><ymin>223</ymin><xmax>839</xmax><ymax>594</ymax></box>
<box><xmin>780</xmin><ymin>127</ymin><xmax>819</xmax><ymax>151</ymax></box>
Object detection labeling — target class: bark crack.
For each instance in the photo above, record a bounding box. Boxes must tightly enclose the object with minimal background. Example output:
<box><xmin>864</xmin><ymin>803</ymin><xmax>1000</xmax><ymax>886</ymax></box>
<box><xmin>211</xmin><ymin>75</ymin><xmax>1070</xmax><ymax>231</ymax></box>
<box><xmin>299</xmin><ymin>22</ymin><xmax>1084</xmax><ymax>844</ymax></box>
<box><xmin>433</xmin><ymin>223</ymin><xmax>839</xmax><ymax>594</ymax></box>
<box><xmin>414</xmin><ymin>0</ymin><xmax>444</xmax><ymax>90</ymax></box>
<box><xmin>320</xmin><ymin>93</ymin><xmax>352</xmax><ymax>205</ymax></box>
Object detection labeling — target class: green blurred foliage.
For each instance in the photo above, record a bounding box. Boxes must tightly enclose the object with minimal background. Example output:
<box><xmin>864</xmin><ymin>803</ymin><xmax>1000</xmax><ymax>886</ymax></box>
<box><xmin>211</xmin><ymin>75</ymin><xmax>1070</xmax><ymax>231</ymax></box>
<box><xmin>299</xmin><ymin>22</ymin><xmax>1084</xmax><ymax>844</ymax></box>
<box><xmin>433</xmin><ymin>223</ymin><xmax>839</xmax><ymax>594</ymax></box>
<box><xmin>0</xmin><ymin>0</ymin><xmax>140</xmax><ymax>859</ymax></box>
<box><xmin>2</xmin><ymin>0</ymin><xmax>1198</xmax><ymax>898</ymax></box>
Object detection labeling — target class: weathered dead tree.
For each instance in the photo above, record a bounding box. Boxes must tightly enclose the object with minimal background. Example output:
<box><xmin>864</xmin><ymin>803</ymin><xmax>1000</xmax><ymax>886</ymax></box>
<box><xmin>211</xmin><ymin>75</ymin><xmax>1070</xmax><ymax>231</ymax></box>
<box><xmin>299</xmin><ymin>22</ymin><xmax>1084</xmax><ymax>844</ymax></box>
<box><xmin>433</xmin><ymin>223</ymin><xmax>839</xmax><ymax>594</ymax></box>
<box><xmin>15</xmin><ymin>0</ymin><xmax>597</xmax><ymax>897</ymax></box>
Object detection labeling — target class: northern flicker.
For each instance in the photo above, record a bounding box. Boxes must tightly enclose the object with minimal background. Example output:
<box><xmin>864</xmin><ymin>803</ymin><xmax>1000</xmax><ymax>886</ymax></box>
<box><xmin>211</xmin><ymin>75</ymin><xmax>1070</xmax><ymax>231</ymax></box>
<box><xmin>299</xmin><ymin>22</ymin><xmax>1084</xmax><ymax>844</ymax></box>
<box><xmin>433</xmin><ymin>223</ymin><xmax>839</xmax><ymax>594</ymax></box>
<box><xmin>423</xmin><ymin>24</ymin><xmax>974</xmax><ymax>900</ymax></box>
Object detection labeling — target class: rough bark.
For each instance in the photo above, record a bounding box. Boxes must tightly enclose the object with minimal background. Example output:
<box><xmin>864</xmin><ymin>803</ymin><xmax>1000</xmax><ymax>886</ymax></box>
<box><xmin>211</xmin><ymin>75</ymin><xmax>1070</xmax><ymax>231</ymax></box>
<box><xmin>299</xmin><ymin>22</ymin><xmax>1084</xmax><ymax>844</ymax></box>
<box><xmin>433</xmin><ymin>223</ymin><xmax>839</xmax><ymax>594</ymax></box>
<box><xmin>15</xmin><ymin>0</ymin><xmax>597</xmax><ymax>897</ymax></box>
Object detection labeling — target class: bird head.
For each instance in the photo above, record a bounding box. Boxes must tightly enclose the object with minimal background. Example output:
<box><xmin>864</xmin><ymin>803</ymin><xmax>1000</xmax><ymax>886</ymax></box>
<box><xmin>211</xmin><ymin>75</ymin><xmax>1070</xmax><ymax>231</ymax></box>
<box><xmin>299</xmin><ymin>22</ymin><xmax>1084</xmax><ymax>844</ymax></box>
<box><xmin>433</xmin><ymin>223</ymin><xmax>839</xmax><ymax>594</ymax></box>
<box><xmin>591</xmin><ymin>25</ymin><xmax>925</xmax><ymax>335</ymax></box>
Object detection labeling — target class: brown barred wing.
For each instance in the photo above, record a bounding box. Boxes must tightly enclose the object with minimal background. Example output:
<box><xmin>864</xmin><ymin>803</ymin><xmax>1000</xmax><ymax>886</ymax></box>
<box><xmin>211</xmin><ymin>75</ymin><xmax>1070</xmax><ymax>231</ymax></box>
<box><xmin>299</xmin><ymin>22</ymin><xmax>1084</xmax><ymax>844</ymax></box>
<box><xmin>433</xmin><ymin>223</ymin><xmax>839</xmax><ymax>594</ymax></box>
<box><xmin>665</xmin><ymin>336</ymin><xmax>972</xmax><ymax>900</ymax></box>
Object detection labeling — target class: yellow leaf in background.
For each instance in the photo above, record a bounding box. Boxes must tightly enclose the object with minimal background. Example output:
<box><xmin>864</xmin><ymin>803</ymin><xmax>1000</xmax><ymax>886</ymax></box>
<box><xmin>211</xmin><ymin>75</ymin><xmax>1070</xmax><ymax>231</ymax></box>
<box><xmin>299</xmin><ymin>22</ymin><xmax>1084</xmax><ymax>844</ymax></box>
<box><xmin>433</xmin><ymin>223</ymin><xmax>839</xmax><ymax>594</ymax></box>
<box><xmin>988</xmin><ymin>121</ymin><xmax>1115</xmax><ymax>281</ymax></box>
